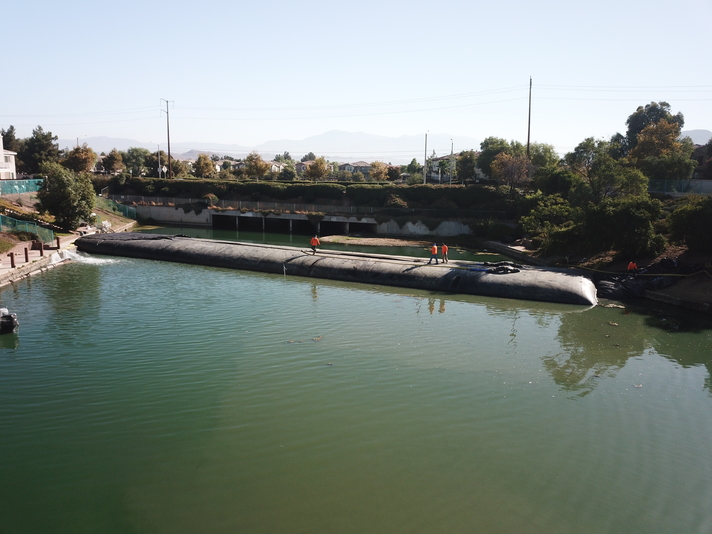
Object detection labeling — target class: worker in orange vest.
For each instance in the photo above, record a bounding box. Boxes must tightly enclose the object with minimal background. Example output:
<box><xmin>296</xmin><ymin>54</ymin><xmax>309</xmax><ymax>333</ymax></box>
<box><xmin>310</xmin><ymin>235</ymin><xmax>321</xmax><ymax>255</ymax></box>
<box><xmin>427</xmin><ymin>243</ymin><xmax>439</xmax><ymax>264</ymax></box>
<box><xmin>441</xmin><ymin>243</ymin><xmax>449</xmax><ymax>263</ymax></box>
<box><xmin>627</xmin><ymin>260</ymin><xmax>638</xmax><ymax>274</ymax></box>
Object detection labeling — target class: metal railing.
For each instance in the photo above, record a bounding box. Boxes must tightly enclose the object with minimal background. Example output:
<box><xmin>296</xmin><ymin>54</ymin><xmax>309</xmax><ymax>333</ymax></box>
<box><xmin>108</xmin><ymin>194</ymin><xmax>514</xmax><ymax>221</ymax></box>
<box><xmin>0</xmin><ymin>214</ymin><xmax>54</xmax><ymax>243</ymax></box>
<box><xmin>0</xmin><ymin>179</ymin><xmax>43</xmax><ymax>196</ymax></box>
<box><xmin>649</xmin><ymin>179</ymin><xmax>712</xmax><ymax>196</ymax></box>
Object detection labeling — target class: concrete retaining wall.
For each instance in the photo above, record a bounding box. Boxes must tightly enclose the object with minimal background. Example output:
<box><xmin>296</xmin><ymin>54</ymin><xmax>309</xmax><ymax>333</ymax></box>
<box><xmin>135</xmin><ymin>205</ymin><xmax>473</xmax><ymax>237</ymax></box>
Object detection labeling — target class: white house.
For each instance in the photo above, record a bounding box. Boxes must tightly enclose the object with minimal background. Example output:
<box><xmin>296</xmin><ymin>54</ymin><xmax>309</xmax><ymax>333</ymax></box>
<box><xmin>0</xmin><ymin>135</ymin><xmax>18</xmax><ymax>180</ymax></box>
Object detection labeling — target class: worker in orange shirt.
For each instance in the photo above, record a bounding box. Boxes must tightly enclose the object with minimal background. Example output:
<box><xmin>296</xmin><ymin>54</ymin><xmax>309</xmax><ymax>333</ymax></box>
<box><xmin>627</xmin><ymin>260</ymin><xmax>638</xmax><ymax>274</ymax></box>
<box><xmin>441</xmin><ymin>243</ymin><xmax>449</xmax><ymax>263</ymax></box>
<box><xmin>427</xmin><ymin>243</ymin><xmax>439</xmax><ymax>264</ymax></box>
<box><xmin>310</xmin><ymin>235</ymin><xmax>321</xmax><ymax>255</ymax></box>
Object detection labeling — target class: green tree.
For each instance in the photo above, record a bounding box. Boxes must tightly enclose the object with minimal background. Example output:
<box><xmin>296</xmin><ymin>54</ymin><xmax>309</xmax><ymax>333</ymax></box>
<box><xmin>532</xmin><ymin>166</ymin><xmax>580</xmax><ymax>198</ymax></box>
<box><xmin>144</xmin><ymin>150</ymin><xmax>170</xmax><ymax>177</ymax></box>
<box><xmin>406</xmin><ymin>158</ymin><xmax>422</xmax><ymax>175</ymax></box>
<box><xmin>194</xmin><ymin>153</ymin><xmax>216</xmax><ymax>178</ymax></box>
<box><xmin>36</xmin><ymin>162</ymin><xmax>95</xmax><ymax>231</ymax></box>
<box><xmin>121</xmin><ymin>147</ymin><xmax>150</xmax><ymax>176</ymax></box>
<box><xmin>529</xmin><ymin>142</ymin><xmax>559</xmax><ymax>168</ymax></box>
<box><xmin>565</xmin><ymin>138</ymin><xmax>647</xmax><ymax>204</ymax></box>
<box><xmin>477</xmin><ymin>137</ymin><xmax>524</xmax><ymax>178</ymax></box>
<box><xmin>669</xmin><ymin>196</ymin><xmax>712</xmax><ymax>253</ymax></box>
<box><xmin>1</xmin><ymin>125</ymin><xmax>22</xmax><ymax>152</ymax></box>
<box><xmin>62</xmin><ymin>143</ymin><xmax>97</xmax><ymax>173</ymax></box>
<box><xmin>102</xmin><ymin>149</ymin><xmax>124</xmax><ymax>174</ymax></box>
<box><xmin>244</xmin><ymin>152</ymin><xmax>270</xmax><ymax>180</ymax></box>
<box><xmin>583</xmin><ymin>196</ymin><xmax>664</xmax><ymax>257</ymax></box>
<box><xmin>304</xmin><ymin>157</ymin><xmax>329</xmax><ymax>181</ymax></box>
<box><xmin>18</xmin><ymin>126</ymin><xmax>60</xmax><ymax>174</ymax></box>
<box><xmin>301</xmin><ymin>152</ymin><xmax>317</xmax><ymax>162</ymax></box>
<box><xmin>456</xmin><ymin>150</ymin><xmax>478</xmax><ymax>182</ymax></box>
<box><xmin>275</xmin><ymin>151</ymin><xmax>293</xmax><ymax>163</ymax></box>
<box><xmin>278</xmin><ymin>167</ymin><xmax>297</xmax><ymax>181</ymax></box>
<box><xmin>171</xmin><ymin>159</ymin><xmax>187</xmax><ymax>177</ymax></box>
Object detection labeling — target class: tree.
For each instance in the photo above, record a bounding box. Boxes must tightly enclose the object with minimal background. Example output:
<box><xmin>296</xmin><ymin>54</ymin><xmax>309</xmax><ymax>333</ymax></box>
<box><xmin>406</xmin><ymin>158</ymin><xmax>422</xmax><ymax>175</ymax></box>
<box><xmin>274</xmin><ymin>151</ymin><xmax>293</xmax><ymax>163</ymax></box>
<box><xmin>145</xmin><ymin>150</ymin><xmax>170</xmax><ymax>177</ymax></box>
<box><xmin>565</xmin><ymin>138</ymin><xmax>649</xmax><ymax>204</ymax></box>
<box><xmin>477</xmin><ymin>137</ymin><xmax>525</xmax><ymax>178</ymax></box>
<box><xmin>529</xmin><ymin>142</ymin><xmax>559</xmax><ymax>168</ymax></box>
<box><xmin>102</xmin><ymin>149</ymin><xmax>124</xmax><ymax>174</ymax></box>
<box><xmin>121</xmin><ymin>147</ymin><xmax>150</xmax><ymax>176</ymax></box>
<box><xmin>369</xmin><ymin>161</ymin><xmax>389</xmax><ymax>181</ymax></box>
<box><xmin>278</xmin><ymin>167</ymin><xmax>297</xmax><ymax>181</ymax></box>
<box><xmin>244</xmin><ymin>152</ymin><xmax>270</xmax><ymax>180</ymax></box>
<box><xmin>564</xmin><ymin>138</ymin><xmax>601</xmax><ymax>183</ymax></box>
<box><xmin>304</xmin><ymin>157</ymin><xmax>329</xmax><ymax>181</ymax></box>
<box><xmin>623</xmin><ymin>101</ymin><xmax>684</xmax><ymax>153</ymax></box>
<box><xmin>387</xmin><ymin>165</ymin><xmax>401</xmax><ymax>181</ymax></box>
<box><xmin>18</xmin><ymin>126</ymin><xmax>60</xmax><ymax>174</ymax></box>
<box><xmin>1</xmin><ymin>125</ymin><xmax>22</xmax><ymax>152</ymax></box>
<box><xmin>532</xmin><ymin>166</ymin><xmax>580</xmax><ymax>198</ymax></box>
<box><xmin>490</xmin><ymin>152</ymin><xmax>532</xmax><ymax>196</ymax></box>
<box><xmin>194</xmin><ymin>153</ymin><xmax>216</xmax><ymax>178</ymax></box>
<box><xmin>301</xmin><ymin>152</ymin><xmax>316</xmax><ymax>162</ymax></box>
<box><xmin>171</xmin><ymin>159</ymin><xmax>187</xmax><ymax>177</ymax></box>
<box><xmin>456</xmin><ymin>150</ymin><xmax>478</xmax><ymax>182</ymax></box>
<box><xmin>36</xmin><ymin>162</ymin><xmax>95</xmax><ymax>231</ymax></box>
<box><xmin>62</xmin><ymin>143</ymin><xmax>97</xmax><ymax>173</ymax></box>
<box><xmin>628</xmin><ymin>119</ymin><xmax>696</xmax><ymax>181</ymax></box>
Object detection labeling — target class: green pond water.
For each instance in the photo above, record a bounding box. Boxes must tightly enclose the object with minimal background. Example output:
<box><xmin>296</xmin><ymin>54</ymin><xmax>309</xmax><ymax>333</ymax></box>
<box><xmin>1</xmin><ymin>230</ymin><xmax>711</xmax><ymax>534</ymax></box>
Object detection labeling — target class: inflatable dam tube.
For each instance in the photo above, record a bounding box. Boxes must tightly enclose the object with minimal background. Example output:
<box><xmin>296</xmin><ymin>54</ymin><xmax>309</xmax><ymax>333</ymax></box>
<box><xmin>75</xmin><ymin>233</ymin><xmax>597</xmax><ymax>306</ymax></box>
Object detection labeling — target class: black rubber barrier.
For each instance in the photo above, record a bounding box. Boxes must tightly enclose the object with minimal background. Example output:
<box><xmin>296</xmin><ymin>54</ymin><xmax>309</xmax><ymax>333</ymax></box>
<box><xmin>75</xmin><ymin>233</ymin><xmax>597</xmax><ymax>306</ymax></box>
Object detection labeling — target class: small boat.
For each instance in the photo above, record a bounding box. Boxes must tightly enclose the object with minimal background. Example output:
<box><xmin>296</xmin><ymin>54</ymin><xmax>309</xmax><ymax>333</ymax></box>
<box><xmin>0</xmin><ymin>307</ymin><xmax>19</xmax><ymax>334</ymax></box>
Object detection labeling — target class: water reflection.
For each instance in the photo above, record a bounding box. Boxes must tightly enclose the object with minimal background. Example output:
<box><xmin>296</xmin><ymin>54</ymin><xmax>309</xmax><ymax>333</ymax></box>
<box><xmin>0</xmin><ymin>333</ymin><xmax>19</xmax><ymax>350</ymax></box>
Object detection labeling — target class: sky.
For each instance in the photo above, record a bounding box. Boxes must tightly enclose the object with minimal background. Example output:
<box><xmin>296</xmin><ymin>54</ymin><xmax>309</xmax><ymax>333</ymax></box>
<box><xmin>2</xmin><ymin>0</ymin><xmax>711</xmax><ymax>161</ymax></box>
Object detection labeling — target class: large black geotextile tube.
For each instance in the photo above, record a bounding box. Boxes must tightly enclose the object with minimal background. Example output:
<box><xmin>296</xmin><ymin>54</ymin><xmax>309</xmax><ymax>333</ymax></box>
<box><xmin>75</xmin><ymin>233</ymin><xmax>597</xmax><ymax>306</ymax></box>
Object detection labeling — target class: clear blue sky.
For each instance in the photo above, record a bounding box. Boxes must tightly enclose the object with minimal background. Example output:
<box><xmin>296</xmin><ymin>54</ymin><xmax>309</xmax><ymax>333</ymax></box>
<box><xmin>3</xmin><ymin>0</ymin><xmax>711</xmax><ymax>158</ymax></box>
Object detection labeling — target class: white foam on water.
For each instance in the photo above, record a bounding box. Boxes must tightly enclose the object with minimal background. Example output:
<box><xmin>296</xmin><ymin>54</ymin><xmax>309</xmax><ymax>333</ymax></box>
<box><xmin>58</xmin><ymin>249</ymin><xmax>119</xmax><ymax>265</ymax></box>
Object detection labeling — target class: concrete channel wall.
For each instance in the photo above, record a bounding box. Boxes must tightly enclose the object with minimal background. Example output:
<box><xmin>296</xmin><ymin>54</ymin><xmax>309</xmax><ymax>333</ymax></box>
<box><xmin>135</xmin><ymin>205</ymin><xmax>472</xmax><ymax>237</ymax></box>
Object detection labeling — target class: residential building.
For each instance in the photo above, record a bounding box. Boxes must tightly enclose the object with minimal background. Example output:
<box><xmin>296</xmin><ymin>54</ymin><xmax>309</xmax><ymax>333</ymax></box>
<box><xmin>296</xmin><ymin>160</ymin><xmax>314</xmax><ymax>174</ymax></box>
<box><xmin>0</xmin><ymin>136</ymin><xmax>18</xmax><ymax>180</ymax></box>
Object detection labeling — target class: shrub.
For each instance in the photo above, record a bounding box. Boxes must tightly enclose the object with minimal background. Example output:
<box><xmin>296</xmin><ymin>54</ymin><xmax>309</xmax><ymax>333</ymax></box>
<box><xmin>669</xmin><ymin>196</ymin><xmax>712</xmax><ymax>253</ymax></box>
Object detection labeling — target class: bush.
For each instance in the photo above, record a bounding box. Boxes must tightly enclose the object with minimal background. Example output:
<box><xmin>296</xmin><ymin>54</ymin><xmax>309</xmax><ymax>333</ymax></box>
<box><xmin>669</xmin><ymin>197</ymin><xmax>712</xmax><ymax>253</ymax></box>
<box><xmin>385</xmin><ymin>194</ymin><xmax>408</xmax><ymax>208</ymax></box>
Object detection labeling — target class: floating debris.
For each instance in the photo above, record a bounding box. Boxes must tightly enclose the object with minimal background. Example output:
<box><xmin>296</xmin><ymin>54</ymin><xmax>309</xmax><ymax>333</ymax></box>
<box><xmin>608</xmin><ymin>322</ymin><xmax>619</xmax><ymax>326</ymax></box>
<box><xmin>634</xmin><ymin>384</ymin><xmax>643</xmax><ymax>388</ymax></box>
<box><xmin>312</xmin><ymin>336</ymin><xmax>323</xmax><ymax>342</ymax></box>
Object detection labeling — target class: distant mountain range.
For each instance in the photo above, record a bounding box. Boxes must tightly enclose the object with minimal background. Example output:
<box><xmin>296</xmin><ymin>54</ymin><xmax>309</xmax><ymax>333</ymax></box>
<box><xmin>58</xmin><ymin>131</ymin><xmax>479</xmax><ymax>165</ymax></box>
<box><xmin>682</xmin><ymin>129</ymin><xmax>712</xmax><ymax>145</ymax></box>
<box><xmin>58</xmin><ymin>128</ymin><xmax>711</xmax><ymax>165</ymax></box>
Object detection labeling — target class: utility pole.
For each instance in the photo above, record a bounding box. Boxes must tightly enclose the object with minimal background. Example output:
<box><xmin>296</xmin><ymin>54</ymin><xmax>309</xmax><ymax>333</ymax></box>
<box><xmin>526</xmin><ymin>77</ymin><xmax>532</xmax><ymax>161</ymax></box>
<box><xmin>450</xmin><ymin>139</ymin><xmax>454</xmax><ymax>185</ymax></box>
<box><xmin>161</xmin><ymin>99</ymin><xmax>173</xmax><ymax>178</ymax></box>
<box><xmin>423</xmin><ymin>132</ymin><xmax>428</xmax><ymax>184</ymax></box>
